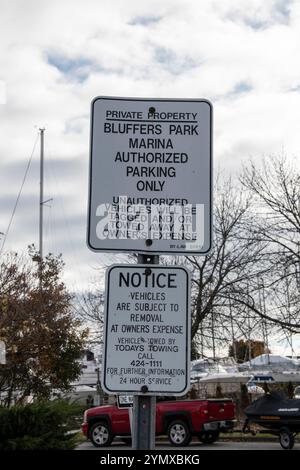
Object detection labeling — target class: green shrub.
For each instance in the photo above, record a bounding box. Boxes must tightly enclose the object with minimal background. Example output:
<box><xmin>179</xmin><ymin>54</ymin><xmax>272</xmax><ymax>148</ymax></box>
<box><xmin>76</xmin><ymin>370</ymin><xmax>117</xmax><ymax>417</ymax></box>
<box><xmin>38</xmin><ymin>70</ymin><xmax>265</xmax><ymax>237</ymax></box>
<box><xmin>0</xmin><ymin>400</ymin><xmax>83</xmax><ymax>450</ymax></box>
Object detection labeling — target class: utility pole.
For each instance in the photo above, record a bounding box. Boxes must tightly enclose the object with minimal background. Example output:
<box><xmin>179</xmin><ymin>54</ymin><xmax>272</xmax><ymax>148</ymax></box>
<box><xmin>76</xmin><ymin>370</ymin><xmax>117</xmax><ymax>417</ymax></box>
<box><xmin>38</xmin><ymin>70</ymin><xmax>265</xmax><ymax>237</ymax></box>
<box><xmin>285</xmin><ymin>265</ymin><xmax>294</xmax><ymax>358</ymax></box>
<box><xmin>200</xmin><ymin>322</ymin><xmax>204</xmax><ymax>358</ymax></box>
<box><xmin>39</xmin><ymin>128</ymin><xmax>45</xmax><ymax>261</ymax></box>
<box><xmin>95</xmin><ymin>366</ymin><xmax>102</xmax><ymax>406</ymax></box>
<box><xmin>229</xmin><ymin>296</ymin><xmax>237</xmax><ymax>361</ymax></box>
<box><xmin>211</xmin><ymin>304</ymin><xmax>216</xmax><ymax>362</ymax></box>
<box><xmin>258</xmin><ymin>277</ymin><xmax>269</xmax><ymax>364</ymax></box>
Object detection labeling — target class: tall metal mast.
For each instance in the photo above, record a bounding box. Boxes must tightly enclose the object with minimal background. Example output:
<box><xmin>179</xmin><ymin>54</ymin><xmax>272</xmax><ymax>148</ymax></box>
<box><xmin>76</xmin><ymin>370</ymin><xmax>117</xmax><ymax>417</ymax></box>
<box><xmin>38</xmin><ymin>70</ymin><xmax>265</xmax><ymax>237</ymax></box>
<box><xmin>39</xmin><ymin>128</ymin><xmax>45</xmax><ymax>260</ymax></box>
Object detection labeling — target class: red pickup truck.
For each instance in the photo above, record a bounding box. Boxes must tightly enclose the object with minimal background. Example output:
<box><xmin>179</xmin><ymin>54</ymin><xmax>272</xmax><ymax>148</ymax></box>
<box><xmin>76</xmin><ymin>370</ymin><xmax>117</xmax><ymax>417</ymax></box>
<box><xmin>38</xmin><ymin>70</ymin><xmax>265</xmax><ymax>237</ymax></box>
<box><xmin>81</xmin><ymin>398</ymin><xmax>235</xmax><ymax>447</ymax></box>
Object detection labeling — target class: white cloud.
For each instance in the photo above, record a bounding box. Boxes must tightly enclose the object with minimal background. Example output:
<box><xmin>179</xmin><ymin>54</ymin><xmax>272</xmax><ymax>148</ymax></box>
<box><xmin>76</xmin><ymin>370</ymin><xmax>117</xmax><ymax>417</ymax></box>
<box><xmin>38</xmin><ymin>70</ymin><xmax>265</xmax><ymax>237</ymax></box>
<box><xmin>1</xmin><ymin>0</ymin><xmax>300</xmax><ymax>308</ymax></box>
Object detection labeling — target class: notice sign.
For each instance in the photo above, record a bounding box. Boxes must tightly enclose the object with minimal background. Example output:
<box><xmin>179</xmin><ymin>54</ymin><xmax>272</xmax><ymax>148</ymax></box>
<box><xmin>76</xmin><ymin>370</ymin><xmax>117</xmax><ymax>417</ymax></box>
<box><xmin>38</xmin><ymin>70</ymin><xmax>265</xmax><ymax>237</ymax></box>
<box><xmin>102</xmin><ymin>265</ymin><xmax>190</xmax><ymax>395</ymax></box>
<box><xmin>87</xmin><ymin>96</ymin><xmax>212</xmax><ymax>254</ymax></box>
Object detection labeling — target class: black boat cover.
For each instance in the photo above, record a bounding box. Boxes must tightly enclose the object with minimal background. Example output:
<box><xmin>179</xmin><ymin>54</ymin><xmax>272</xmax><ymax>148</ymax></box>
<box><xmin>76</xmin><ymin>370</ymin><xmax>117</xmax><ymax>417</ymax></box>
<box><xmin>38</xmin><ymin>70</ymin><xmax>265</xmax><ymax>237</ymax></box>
<box><xmin>244</xmin><ymin>391</ymin><xmax>300</xmax><ymax>430</ymax></box>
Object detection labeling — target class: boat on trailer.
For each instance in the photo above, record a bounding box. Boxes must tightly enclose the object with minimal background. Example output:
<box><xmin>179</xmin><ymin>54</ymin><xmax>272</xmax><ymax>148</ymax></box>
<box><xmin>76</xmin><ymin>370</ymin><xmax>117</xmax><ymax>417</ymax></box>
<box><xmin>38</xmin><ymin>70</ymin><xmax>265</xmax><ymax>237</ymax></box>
<box><xmin>243</xmin><ymin>391</ymin><xmax>300</xmax><ymax>449</ymax></box>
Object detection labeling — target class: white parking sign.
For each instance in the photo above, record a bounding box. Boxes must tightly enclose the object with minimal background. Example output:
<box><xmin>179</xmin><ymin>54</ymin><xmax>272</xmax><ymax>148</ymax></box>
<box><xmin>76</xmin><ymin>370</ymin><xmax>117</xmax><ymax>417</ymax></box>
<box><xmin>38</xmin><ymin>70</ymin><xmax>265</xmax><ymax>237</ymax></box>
<box><xmin>102</xmin><ymin>265</ymin><xmax>190</xmax><ymax>395</ymax></box>
<box><xmin>87</xmin><ymin>96</ymin><xmax>212</xmax><ymax>254</ymax></box>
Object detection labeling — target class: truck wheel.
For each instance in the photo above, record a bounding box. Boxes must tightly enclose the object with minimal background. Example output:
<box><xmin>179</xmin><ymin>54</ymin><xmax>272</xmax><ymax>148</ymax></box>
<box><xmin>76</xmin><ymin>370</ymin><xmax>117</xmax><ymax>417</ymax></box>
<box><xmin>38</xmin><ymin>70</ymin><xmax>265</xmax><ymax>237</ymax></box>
<box><xmin>167</xmin><ymin>420</ymin><xmax>191</xmax><ymax>446</ymax></box>
<box><xmin>279</xmin><ymin>428</ymin><xmax>295</xmax><ymax>450</ymax></box>
<box><xmin>90</xmin><ymin>421</ymin><xmax>113</xmax><ymax>447</ymax></box>
<box><xmin>198</xmin><ymin>431</ymin><xmax>220</xmax><ymax>444</ymax></box>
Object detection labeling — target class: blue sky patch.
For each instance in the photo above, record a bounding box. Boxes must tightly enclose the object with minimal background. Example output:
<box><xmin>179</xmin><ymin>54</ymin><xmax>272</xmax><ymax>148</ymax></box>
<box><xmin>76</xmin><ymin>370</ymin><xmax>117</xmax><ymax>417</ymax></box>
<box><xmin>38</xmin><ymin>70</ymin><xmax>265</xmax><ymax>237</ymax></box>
<box><xmin>129</xmin><ymin>15</ymin><xmax>161</xmax><ymax>26</ymax></box>
<box><xmin>226</xmin><ymin>0</ymin><xmax>291</xmax><ymax>31</ymax></box>
<box><xmin>274</xmin><ymin>0</ymin><xmax>292</xmax><ymax>23</ymax></box>
<box><xmin>216</xmin><ymin>81</ymin><xmax>253</xmax><ymax>102</ymax></box>
<box><xmin>153</xmin><ymin>46</ymin><xmax>199</xmax><ymax>75</ymax></box>
<box><xmin>232</xmin><ymin>82</ymin><xmax>252</xmax><ymax>95</ymax></box>
<box><xmin>47</xmin><ymin>53</ymin><xmax>93</xmax><ymax>82</ymax></box>
<box><xmin>243</xmin><ymin>17</ymin><xmax>269</xmax><ymax>30</ymax></box>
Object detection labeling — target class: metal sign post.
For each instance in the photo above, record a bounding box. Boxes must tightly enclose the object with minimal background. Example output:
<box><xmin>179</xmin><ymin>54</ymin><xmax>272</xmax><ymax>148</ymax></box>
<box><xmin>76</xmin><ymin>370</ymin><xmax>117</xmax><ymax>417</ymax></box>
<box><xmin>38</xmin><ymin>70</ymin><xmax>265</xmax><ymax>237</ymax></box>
<box><xmin>132</xmin><ymin>254</ymin><xmax>157</xmax><ymax>450</ymax></box>
<box><xmin>132</xmin><ymin>393</ymin><xmax>156</xmax><ymax>450</ymax></box>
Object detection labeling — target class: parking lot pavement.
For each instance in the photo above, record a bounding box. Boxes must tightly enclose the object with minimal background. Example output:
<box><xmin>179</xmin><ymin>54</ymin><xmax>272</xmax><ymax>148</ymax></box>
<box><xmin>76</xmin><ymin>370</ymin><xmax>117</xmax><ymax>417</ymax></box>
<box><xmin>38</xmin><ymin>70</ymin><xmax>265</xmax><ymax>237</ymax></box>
<box><xmin>76</xmin><ymin>439</ymin><xmax>299</xmax><ymax>451</ymax></box>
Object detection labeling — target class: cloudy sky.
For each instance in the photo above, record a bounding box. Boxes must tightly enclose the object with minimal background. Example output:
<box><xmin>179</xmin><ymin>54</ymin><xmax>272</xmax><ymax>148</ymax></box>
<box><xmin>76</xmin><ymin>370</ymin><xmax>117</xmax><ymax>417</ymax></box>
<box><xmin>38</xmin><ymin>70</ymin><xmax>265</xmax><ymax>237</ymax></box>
<box><xmin>1</xmin><ymin>0</ymin><xmax>300</xmax><ymax>304</ymax></box>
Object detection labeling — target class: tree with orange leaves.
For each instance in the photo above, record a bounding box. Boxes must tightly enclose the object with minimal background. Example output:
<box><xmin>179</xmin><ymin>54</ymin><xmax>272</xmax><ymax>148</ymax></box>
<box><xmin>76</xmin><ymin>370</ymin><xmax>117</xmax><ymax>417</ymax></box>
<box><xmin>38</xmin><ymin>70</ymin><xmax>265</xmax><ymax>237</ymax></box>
<box><xmin>0</xmin><ymin>247</ymin><xmax>88</xmax><ymax>407</ymax></box>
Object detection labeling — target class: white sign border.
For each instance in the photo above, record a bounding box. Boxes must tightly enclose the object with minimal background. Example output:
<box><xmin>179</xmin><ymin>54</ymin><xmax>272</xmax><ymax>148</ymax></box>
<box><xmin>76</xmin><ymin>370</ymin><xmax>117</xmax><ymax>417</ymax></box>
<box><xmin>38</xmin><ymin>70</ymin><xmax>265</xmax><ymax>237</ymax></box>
<box><xmin>87</xmin><ymin>96</ymin><xmax>213</xmax><ymax>255</ymax></box>
<box><xmin>101</xmin><ymin>264</ymin><xmax>191</xmax><ymax>396</ymax></box>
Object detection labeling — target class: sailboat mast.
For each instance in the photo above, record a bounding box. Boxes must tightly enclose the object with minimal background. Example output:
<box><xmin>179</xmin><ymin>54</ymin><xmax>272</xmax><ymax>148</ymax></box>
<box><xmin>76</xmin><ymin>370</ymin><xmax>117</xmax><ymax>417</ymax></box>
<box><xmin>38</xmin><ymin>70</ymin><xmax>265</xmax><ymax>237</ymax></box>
<box><xmin>39</xmin><ymin>128</ymin><xmax>45</xmax><ymax>260</ymax></box>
